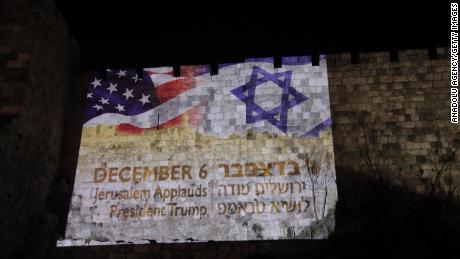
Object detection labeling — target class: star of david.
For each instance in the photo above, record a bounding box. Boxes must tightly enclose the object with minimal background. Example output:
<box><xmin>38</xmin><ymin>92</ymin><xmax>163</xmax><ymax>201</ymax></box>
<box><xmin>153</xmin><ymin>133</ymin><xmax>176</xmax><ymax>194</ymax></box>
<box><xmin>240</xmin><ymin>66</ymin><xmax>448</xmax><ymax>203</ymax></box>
<box><xmin>231</xmin><ymin>66</ymin><xmax>309</xmax><ymax>133</ymax></box>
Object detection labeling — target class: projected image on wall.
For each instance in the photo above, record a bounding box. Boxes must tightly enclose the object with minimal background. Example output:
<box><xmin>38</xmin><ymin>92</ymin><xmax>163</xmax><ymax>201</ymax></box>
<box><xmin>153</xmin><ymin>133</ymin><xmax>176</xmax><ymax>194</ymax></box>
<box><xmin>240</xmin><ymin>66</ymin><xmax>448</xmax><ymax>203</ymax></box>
<box><xmin>58</xmin><ymin>56</ymin><xmax>338</xmax><ymax>246</ymax></box>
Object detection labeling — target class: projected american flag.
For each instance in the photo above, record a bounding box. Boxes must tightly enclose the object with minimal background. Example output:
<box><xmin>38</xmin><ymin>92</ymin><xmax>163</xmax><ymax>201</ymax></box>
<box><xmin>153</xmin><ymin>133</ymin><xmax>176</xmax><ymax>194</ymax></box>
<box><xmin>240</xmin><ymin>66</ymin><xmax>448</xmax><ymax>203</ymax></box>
<box><xmin>85</xmin><ymin>66</ymin><xmax>210</xmax><ymax>135</ymax></box>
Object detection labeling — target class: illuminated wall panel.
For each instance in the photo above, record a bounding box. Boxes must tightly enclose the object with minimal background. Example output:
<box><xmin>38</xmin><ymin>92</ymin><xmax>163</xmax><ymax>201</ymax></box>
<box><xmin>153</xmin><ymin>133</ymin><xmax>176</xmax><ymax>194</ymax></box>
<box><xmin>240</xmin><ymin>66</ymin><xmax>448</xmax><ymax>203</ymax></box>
<box><xmin>59</xmin><ymin>56</ymin><xmax>337</xmax><ymax>246</ymax></box>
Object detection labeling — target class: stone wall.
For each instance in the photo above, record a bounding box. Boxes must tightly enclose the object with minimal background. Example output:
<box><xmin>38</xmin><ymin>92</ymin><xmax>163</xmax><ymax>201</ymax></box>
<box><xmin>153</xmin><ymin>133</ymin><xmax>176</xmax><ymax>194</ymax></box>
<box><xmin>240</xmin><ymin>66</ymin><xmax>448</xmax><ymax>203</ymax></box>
<box><xmin>0</xmin><ymin>0</ymin><xmax>79</xmax><ymax>257</ymax></box>
<box><xmin>49</xmin><ymin>48</ymin><xmax>459</xmax><ymax>259</ymax></box>
<box><xmin>328</xmin><ymin>48</ymin><xmax>459</xmax><ymax>195</ymax></box>
<box><xmin>0</xmin><ymin>0</ymin><xmax>458</xmax><ymax>256</ymax></box>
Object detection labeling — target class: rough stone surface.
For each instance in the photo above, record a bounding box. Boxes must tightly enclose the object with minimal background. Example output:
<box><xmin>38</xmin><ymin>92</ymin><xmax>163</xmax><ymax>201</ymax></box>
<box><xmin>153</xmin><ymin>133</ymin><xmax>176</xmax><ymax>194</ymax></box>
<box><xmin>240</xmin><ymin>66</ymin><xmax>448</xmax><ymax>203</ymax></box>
<box><xmin>328</xmin><ymin>48</ymin><xmax>460</xmax><ymax>194</ymax></box>
<box><xmin>0</xmin><ymin>0</ymin><xmax>79</xmax><ymax>258</ymax></box>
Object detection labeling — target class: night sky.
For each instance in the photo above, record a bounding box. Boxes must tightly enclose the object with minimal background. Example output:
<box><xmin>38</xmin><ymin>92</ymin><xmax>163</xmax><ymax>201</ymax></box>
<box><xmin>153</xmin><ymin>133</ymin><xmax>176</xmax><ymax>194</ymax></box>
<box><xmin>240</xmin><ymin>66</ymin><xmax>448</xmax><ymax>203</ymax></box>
<box><xmin>56</xmin><ymin>2</ymin><xmax>450</xmax><ymax>69</ymax></box>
